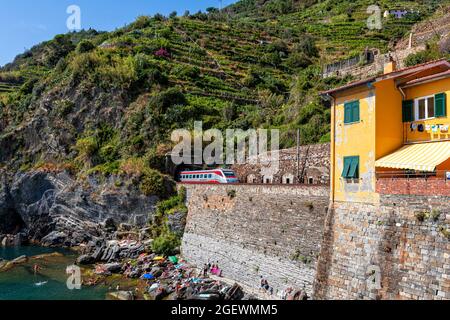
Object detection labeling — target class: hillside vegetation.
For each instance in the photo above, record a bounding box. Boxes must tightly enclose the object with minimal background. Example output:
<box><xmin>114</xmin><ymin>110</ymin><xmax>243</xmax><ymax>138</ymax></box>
<box><xmin>0</xmin><ymin>0</ymin><xmax>449</xmax><ymax>177</ymax></box>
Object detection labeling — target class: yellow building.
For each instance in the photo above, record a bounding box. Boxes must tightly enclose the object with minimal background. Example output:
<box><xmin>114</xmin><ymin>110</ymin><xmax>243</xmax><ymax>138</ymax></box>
<box><xmin>322</xmin><ymin>59</ymin><xmax>450</xmax><ymax>204</ymax></box>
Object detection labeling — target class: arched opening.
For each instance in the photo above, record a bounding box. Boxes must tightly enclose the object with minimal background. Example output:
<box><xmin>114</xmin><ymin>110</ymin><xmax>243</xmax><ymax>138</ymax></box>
<box><xmin>263</xmin><ymin>176</ymin><xmax>273</xmax><ymax>184</ymax></box>
<box><xmin>282</xmin><ymin>174</ymin><xmax>294</xmax><ymax>184</ymax></box>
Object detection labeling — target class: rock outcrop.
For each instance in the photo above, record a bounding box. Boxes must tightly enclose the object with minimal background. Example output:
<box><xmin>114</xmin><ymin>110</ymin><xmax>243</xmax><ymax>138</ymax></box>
<box><xmin>0</xmin><ymin>170</ymin><xmax>159</xmax><ymax>247</ymax></box>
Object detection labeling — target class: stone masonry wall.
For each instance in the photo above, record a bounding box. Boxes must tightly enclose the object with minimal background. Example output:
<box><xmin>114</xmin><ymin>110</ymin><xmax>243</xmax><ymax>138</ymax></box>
<box><xmin>314</xmin><ymin>195</ymin><xmax>450</xmax><ymax>300</ymax></box>
<box><xmin>181</xmin><ymin>184</ymin><xmax>329</xmax><ymax>297</ymax></box>
<box><xmin>231</xmin><ymin>143</ymin><xmax>330</xmax><ymax>185</ymax></box>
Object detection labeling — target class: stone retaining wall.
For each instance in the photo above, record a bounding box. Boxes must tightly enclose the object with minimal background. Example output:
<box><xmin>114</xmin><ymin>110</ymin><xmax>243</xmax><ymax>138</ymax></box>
<box><xmin>314</xmin><ymin>195</ymin><xmax>450</xmax><ymax>300</ymax></box>
<box><xmin>180</xmin><ymin>184</ymin><xmax>329</xmax><ymax>297</ymax></box>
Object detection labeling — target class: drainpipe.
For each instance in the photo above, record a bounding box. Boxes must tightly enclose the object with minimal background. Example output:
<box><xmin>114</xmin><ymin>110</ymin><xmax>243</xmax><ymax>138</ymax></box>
<box><xmin>396</xmin><ymin>84</ymin><xmax>407</xmax><ymax>144</ymax></box>
<box><xmin>397</xmin><ymin>85</ymin><xmax>406</xmax><ymax>100</ymax></box>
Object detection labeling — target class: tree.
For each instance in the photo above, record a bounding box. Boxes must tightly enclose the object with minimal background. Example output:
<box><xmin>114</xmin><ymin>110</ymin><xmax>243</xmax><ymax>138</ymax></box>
<box><xmin>206</xmin><ymin>7</ymin><xmax>218</xmax><ymax>13</ymax></box>
<box><xmin>76</xmin><ymin>40</ymin><xmax>95</xmax><ymax>54</ymax></box>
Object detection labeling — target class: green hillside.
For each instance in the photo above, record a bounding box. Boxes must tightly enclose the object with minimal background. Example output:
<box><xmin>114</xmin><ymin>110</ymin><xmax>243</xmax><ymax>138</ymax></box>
<box><xmin>0</xmin><ymin>0</ymin><xmax>449</xmax><ymax>175</ymax></box>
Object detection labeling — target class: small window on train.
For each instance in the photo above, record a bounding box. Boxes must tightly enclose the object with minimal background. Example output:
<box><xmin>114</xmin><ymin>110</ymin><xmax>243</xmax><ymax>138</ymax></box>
<box><xmin>208</xmin><ymin>174</ymin><xmax>212</xmax><ymax>178</ymax></box>
<box><xmin>189</xmin><ymin>175</ymin><xmax>192</xmax><ymax>179</ymax></box>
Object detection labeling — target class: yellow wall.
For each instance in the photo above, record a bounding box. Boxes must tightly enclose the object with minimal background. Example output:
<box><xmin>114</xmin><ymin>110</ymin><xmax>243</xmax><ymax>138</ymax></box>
<box><xmin>403</xmin><ymin>78</ymin><xmax>450</xmax><ymax>143</ymax></box>
<box><xmin>332</xmin><ymin>86</ymin><xmax>378</xmax><ymax>204</ymax></box>
<box><xmin>374</xmin><ymin>79</ymin><xmax>404</xmax><ymax>159</ymax></box>
<box><xmin>330</xmin><ymin>75</ymin><xmax>450</xmax><ymax>204</ymax></box>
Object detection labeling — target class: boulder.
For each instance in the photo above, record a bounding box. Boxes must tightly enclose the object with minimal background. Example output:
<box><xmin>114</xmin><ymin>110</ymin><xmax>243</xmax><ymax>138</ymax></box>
<box><xmin>108</xmin><ymin>291</ymin><xmax>134</xmax><ymax>301</ymax></box>
<box><xmin>104</xmin><ymin>263</ymin><xmax>122</xmax><ymax>273</ymax></box>
<box><xmin>11</xmin><ymin>255</ymin><xmax>28</xmax><ymax>264</ymax></box>
<box><xmin>41</xmin><ymin>231</ymin><xmax>68</xmax><ymax>247</ymax></box>
<box><xmin>77</xmin><ymin>254</ymin><xmax>95</xmax><ymax>265</ymax></box>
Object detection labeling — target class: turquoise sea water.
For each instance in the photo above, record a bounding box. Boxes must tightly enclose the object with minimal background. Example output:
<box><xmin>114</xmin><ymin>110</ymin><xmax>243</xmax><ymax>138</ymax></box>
<box><xmin>0</xmin><ymin>246</ymin><xmax>108</xmax><ymax>300</ymax></box>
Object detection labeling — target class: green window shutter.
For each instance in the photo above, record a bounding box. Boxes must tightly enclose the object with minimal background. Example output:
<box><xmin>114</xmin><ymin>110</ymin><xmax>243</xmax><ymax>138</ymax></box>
<box><xmin>348</xmin><ymin>156</ymin><xmax>360</xmax><ymax>179</ymax></box>
<box><xmin>352</xmin><ymin>101</ymin><xmax>360</xmax><ymax>122</ymax></box>
<box><xmin>402</xmin><ymin>100</ymin><xmax>414</xmax><ymax>122</ymax></box>
<box><xmin>342</xmin><ymin>157</ymin><xmax>352</xmax><ymax>178</ymax></box>
<box><xmin>344</xmin><ymin>102</ymin><xmax>352</xmax><ymax>123</ymax></box>
<box><xmin>435</xmin><ymin>93</ymin><xmax>447</xmax><ymax>118</ymax></box>
<box><xmin>344</xmin><ymin>101</ymin><xmax>360</xmax><ymax>123</ymax></box>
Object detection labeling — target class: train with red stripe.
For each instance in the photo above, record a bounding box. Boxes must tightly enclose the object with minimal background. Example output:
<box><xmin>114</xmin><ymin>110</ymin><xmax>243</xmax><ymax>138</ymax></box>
<box><xmin>179</xmin><ymin>169</ymin><xmax>239</xmax><ymax>184</ymax></box>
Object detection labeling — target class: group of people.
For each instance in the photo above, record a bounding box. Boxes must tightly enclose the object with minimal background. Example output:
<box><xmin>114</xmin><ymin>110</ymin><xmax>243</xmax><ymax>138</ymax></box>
<box><xmin>259</xmin><ymin>276</ymin><xmax>274</xmax><ymax>295</ymax></box>
<box><xmin>203</xmin><ymin>261</ymin><xmax>222</xmax><ymax>277</ymax></box>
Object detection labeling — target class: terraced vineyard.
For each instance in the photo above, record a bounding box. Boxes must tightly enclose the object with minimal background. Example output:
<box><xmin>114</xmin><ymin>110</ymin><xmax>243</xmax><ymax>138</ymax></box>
<box><xmin>0</xmin><ymin>0</ymin><xmax>449</xmax><ymax>173</ymax></box>
<box><xmin>0</xmin><ymin>82</ymin><xmax>16</xmax><ymax>93</ymax></box>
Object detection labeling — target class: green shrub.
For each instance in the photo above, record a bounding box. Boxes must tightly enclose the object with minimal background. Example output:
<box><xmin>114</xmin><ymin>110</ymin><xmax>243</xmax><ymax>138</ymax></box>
<box><xmin>55</xmin><ymin>99</ymin><xmax>74</xmax><ymax>117</ymax></box>
<box><xmin>75</xmin><ymin>136</ymin><xmax>98</xmax><ymax>162</ymax></box>
<box><xmin>415</xmin><ymin>211</ymin><xmax>427</xmax><ymax>222</ymax></box>
<box><xmin>227</xmin><ymin>189</ymin><xmax>236</xmax><ymax>199</ymax></box>
<box><xmin>404</xmin><ymin>42</ymin><xmax>441</xmax><ymax>67</ymax></box>
<box><xmin>286</xmin><ymin>52</ymin><xmax>313</xmax><ymax>69</ymax></box>
<box><xmin>76</xmin><ymin>40</ymin><xmax>95</xmax><ymax>54</ymax></box>
<box><xmin>139</xmin><ymin>169</ymin><xmax>166</xmax><ymax>197</ymax></box>
<box><xmin>133</xmin><ymin>16</ymin><xmax>152</xmax><ymax>29</ymax></box>
<box><xmin>151</xmin><ymin>232</ymin><xmax>180</xmax><ymax>256</ymax></box>
<box><xmin>170</xmin><ymin>64</ymin><xmax>200</xmax><ymax>80</ymax></box>
<box><xmin>319</xmin><ymin>132</ymin><xmax>331</xmax><ymax>143</ymax></box>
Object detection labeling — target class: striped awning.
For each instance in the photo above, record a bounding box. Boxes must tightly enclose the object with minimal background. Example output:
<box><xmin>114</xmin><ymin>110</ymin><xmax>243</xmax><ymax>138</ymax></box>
<box><xmin>375</xmin><ymin>141</ymin><xmax>450</xmax><ymax>172</ymax></box>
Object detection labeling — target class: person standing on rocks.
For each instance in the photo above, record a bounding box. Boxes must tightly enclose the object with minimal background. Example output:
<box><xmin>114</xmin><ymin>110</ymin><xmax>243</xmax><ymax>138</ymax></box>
<box><xmin>203</xmin><ymin>264</ymin><xmax>208</xmax><ymax>277</ymax></box>
<box><xmin>33</xmin><ymin>264</ymin><xmax>42</xmax><ymax>275</ymax></box>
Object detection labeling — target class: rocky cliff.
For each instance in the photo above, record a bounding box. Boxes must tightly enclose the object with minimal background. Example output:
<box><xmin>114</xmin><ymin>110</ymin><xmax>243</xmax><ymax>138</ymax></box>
<box><xmin>0</xmin><ymin>169</ymin><xmax>160</xmax><ymax>247</ymax></box>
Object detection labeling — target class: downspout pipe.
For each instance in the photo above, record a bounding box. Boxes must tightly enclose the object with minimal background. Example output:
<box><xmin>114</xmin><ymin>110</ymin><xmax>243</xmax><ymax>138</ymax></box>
<box><xmin>397</xmin><ymin>85</ymin><xmax>406</xmax><ymax>100</ymax></box>
<box><xmin>396</xmin><ymin>84</ymin><xmax>407</xmax><ymax>144</ymax></box>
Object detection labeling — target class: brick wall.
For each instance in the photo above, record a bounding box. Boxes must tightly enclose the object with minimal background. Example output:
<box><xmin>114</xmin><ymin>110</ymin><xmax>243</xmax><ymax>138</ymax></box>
<box><xmin>180</xmin><ymin>184</ymin><xmax>329</xmax><ymax>296</ymax></box>
<box><xmin>314</xmin><ymin>195</ymin><xmax>450</xmax><ymax>300</ymax></box>
<box><xmin>376</xmin><ymin>178</ymin><xmax>450</xmax><ymax>196</ymax></box>
<box><xmin>231</xmin><ymin>143</ymin><xmax>330</xmax><ymax>185</ymax></box>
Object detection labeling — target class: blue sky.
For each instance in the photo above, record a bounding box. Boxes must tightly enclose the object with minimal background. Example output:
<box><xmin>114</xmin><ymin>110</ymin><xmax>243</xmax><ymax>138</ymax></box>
<box><xmin>0</xmin><ymin>0</ymin><xmax>237</xmax><ymax>66</ymax></box>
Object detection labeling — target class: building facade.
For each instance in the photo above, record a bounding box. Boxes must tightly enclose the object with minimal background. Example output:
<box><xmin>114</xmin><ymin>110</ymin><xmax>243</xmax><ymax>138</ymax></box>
<box><xmin>323</xmin><ymin>59</ymin><xmax>450</xmax><ymax>204</ymax></box>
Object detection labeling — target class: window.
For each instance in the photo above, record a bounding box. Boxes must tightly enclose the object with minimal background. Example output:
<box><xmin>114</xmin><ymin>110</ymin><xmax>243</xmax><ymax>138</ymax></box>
<box><xmin>415</xmin><ymin>96</ymin><xmax>435</xmax><ymax>120</ymax></box>
<box><xmin>344</xmin><ymin>100</ymin><xmax>360</xmax><ymax>124</ymax></box>
<box><xmin>342</xmin><ymin>156</ymin><xmax>359</xmax><ymax>179</ymax></box>
<box><xmin>208</xmin><ymin>174</ymin><xmax>212</xmax><ymax>178</ymax></box>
